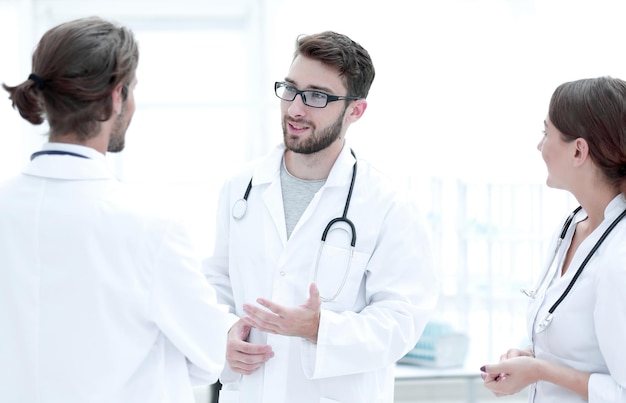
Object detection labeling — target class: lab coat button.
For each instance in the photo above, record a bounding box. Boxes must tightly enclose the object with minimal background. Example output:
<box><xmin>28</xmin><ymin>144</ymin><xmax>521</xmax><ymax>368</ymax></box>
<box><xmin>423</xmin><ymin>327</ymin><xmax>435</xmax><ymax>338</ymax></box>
<box><xmin>280</xmin><ymin>271</ymin><xmax>285</xmax><ymax>276</ymax></box>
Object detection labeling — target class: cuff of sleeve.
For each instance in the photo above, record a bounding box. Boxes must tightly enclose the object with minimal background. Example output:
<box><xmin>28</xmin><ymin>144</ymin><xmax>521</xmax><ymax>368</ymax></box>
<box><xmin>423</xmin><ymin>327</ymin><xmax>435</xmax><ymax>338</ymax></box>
<box><xmin>220</xmin><ymin>364</ymin><xmax>242</xmax><ymax>385</ymax></box>
<box><xmin>588</xmin><ymin>373</ymin><xmax>621</xmax><ymax>402</ymax></box>
<box><xmin>300</xmin><ymin>338</ymin><xmax>317</xmax><ymax>379</ymax></box>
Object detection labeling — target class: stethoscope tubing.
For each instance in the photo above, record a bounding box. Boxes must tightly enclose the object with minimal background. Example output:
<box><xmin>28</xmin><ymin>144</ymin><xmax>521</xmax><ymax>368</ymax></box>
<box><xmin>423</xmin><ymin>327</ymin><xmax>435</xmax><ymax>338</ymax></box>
<box><xmin>547</xmin><ymin>207</ymin><xmax>626</xmax><ymax>315</ymax></box>
<box><xmin>315</xmin><ymin>152</ymin><xmax>357</xmax><ymax>302</ymax></box>
<box><xmin>30</xmin><ymin>150</ymin><xmax>90</xmax><ymax>160</ymax></box>
<box><xmin>522</xmin><ymin>206</ymin><xmax>581</xmax><ymax>298</ymax></box>
<box><xmin>233</xmin><ymin>149</ymin><xmax>359</xmax><ymax>302</ymax></box>
<box><xmin>320</xmin><ymin>151</ymin><xmax>357</xmax><ymax>247</ymax></box>
<box><xmin>531</xmin><ymin>205</ymin><xmax>626</xmax><ymax>333</ymax></box>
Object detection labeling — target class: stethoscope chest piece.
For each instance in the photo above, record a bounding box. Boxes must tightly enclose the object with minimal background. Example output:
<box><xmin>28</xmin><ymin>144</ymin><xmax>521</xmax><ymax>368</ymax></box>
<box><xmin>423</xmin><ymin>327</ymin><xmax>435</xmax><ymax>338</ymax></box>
<box><xmin>232</xmin><ymin>178</ymin><xmax>253</xmax><ymax>220</ymax></box>
<box><xmin>535</xmin><ymin>313</ymin><xmax>553</xmax><ymax>334</ymax></box>
<box><xmin>232</xmin><ymin>199</ymin><xmax>247</xmax><ymax>220</ymax></box>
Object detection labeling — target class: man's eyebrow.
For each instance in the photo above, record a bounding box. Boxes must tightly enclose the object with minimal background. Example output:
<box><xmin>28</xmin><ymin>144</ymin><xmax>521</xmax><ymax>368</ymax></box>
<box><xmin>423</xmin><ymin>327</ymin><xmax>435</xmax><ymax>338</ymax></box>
<box><xmin>283</xmin><ymin>78</ymin><xmax>334</xmax><ymax>94</ymax></box>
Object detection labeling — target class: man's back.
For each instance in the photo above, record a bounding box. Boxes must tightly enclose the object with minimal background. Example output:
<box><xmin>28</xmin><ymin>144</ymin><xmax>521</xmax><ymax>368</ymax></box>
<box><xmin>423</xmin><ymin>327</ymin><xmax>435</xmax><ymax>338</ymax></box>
<box><xmin>0</xmin><ymin>147</ymin><xmax>230</xmax><ymax>402</ymax></box>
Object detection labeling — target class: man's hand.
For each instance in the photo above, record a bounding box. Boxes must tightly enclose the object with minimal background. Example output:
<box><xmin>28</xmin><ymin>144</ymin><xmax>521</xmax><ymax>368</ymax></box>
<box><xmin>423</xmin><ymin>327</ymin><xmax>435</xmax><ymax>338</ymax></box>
<box><xmin>242</xmin><ymin>283</ymin><xmax>321</xmax><ymax>343</ymax></box>
<box><xmin>226</xmin><ymin>319</ymin><xmax>274</xmax><ymax>375</ymax></box>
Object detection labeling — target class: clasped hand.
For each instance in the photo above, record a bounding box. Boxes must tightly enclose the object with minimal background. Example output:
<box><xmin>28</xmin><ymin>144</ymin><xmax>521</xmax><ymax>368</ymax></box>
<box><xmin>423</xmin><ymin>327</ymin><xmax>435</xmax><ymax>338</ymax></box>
<box><xmin>226</xmin><ymin>283</ymin><xmax>321</xmax><ymax>375</ymax></box>
<box><xmin>481</xmin><ymin>348</ymin><xmax>537</xmax><ymax>397</ymax></box>
<box><xmin>242</xmin><ymin>282</ymin><xmax>321</xmax><ymax>343</ymax></box>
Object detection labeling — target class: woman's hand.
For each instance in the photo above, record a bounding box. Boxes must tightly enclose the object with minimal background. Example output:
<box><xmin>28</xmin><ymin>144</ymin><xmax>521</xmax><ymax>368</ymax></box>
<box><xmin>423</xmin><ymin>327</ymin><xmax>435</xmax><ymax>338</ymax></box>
<box><xmin>481</xmin><ymin>356</ymin><xmax>539</xmax><ymax>396</ymax></box>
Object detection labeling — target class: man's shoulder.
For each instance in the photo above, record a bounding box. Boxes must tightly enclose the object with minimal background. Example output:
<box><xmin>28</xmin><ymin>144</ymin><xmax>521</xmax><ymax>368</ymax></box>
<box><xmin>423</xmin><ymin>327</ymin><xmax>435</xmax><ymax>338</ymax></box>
<box><xmin>224</xmin><ymin>146</ymin><xmax>282</xmax><ymax>186</ymax></box>
<box><xmin>103</xmin><ymin>183</ymin><xmax>187</xmax><ymax>229</ymax></box>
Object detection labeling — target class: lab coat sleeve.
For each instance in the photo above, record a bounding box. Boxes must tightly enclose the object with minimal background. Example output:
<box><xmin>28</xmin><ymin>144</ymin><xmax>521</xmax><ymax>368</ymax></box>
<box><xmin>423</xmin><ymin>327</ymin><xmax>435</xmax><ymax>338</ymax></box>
<box><xmin>203</xmin><ymin>180</ymin><xmax>236</xmax><ymax>311</ymax></box>
<box><xmin>202</xmin><ymin>180</ymin><xmax>244</xmax><ymax>384</ymax></box>
<box><xmin>149</xmin><ymin>218</ymin><xmax>237</xmax><ymax>385</ymax></box>
<box><xmin>303</xmin><ymin>191</ymin><xmax>439</xmax><ymax>379</ymax></box>
<box><xmin>589</xmin><ymin>247</ymin><xmax>626</xmax><ymax>402</ymax></box>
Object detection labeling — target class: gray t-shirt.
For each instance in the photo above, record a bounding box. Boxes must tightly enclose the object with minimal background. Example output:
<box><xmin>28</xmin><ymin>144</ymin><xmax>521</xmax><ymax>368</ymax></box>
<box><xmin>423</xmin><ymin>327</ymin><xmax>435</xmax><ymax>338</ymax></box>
<box><xmin>280</xmin><ymin>158</ymin><xmax>325</xmax><ymax>238</ymax></box>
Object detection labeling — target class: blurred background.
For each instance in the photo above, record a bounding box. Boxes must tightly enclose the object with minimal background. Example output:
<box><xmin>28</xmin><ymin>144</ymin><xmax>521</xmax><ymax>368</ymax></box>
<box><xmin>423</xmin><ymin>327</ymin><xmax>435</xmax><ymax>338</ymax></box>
<box><xmin>1</xmin><ymin>0</ymin><xmax>624</xmax><ymax>401</ymax></box>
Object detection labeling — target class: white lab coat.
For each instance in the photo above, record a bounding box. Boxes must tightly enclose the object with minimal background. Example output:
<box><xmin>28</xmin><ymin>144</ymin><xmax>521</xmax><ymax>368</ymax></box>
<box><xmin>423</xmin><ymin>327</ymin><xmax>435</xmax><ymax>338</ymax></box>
<box><xmin>0</xmin><ymin>143</ymin><xmax>237</xmax><ymax>403</ymax></box>
<box><xmin>526</xmin><ymin>195</ymin><xmax>626</xmax><ymax>402</ymax></box>
<box><xmin>204</xmin><ymin>143</ymin><xmax>439</xmax><ymax>403</ymax></box>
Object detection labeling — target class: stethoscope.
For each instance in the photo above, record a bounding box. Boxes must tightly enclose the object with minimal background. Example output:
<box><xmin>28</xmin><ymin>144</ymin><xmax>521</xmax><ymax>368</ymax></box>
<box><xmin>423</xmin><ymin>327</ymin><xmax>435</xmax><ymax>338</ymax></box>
<box><xmin>523</xmin><ymin>205</ymin><xmax>626</xmax><ymax>333</ymax></box>
<box><xmin>232</xmin><ymin>150</ymin><xmax>358</xmax><ymax>302</ymax></box>
<box><xmin>30</xmin><ymin>150</ymin><xmax>90</xmax><ymax>160</ymax></box>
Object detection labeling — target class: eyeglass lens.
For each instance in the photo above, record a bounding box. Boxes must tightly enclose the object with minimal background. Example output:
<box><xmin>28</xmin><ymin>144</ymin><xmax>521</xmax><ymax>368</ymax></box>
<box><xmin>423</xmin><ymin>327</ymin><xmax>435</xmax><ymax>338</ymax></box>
<box><xmin>275</xmin><ymin>83</ymin><xmax>328</xmax><ymax>108</ymax></box>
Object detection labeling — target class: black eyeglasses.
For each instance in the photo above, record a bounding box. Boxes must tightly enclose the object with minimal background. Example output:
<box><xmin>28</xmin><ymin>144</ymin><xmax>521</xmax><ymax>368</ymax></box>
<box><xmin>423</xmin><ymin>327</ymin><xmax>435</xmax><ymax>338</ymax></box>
<box><xmin>274</xmin><ymin>81</ymin><xmax>361</xmax><ymax>108</ymax></box>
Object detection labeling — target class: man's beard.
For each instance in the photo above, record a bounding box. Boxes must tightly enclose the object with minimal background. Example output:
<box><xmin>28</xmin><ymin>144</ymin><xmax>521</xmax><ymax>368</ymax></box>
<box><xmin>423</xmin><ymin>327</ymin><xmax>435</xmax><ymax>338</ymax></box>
<box><xmin>282</xmin><ymin>108</ymin><xmax>346</xmax><ymax>155</ymax></box>
<box><xmin>107</xmin><ymin>106</ymin><xmax>129</xmax><ymax>153</ymax></box>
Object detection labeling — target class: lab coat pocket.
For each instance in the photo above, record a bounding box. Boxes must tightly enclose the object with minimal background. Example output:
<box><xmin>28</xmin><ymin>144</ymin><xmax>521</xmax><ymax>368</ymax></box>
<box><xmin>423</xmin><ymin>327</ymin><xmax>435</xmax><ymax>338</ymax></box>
<box><xmin>314</xmin><ymin>243</ymin><xmax>368</xmax><ymax>310</ymax></box>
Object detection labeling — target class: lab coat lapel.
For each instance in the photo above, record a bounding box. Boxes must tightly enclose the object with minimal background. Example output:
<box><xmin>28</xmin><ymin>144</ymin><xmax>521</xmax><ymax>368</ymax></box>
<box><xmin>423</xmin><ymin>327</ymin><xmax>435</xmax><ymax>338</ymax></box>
<box><xmin>288</xmin><ymin>145</ymin><xmax>356</xmax><ymax>238</ymax></box>
<box><xmin>254</xmin><ymin>143</ymin><xmax>356</xmax><ymax>245</ymax></box>
<box><xmin>262</xmin><ymin>178</ymin><xmax>288</xmax><ymax>246</ymax></box>
<box><xmin>253</xmin><ymin>145</ymin><xmax>288</xmax><ymax>245</ymax></box>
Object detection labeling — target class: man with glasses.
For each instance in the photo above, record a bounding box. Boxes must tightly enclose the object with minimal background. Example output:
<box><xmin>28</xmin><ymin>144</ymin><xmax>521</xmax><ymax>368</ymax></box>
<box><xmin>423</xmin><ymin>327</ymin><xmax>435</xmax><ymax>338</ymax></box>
<box><xmin>204</xmin><ymin>31</ymin><xmax>438</xmax><ymax>403</ymax></box>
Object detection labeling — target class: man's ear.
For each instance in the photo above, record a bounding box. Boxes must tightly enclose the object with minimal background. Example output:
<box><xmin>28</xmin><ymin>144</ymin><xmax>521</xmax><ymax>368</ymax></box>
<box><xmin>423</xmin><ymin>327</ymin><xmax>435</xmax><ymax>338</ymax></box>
<box><xmin>111</xmin><ymin>83</ymin><xmax>124</xmax><ymax>115</ymax></box>
<box><xmin>345</xmin><ymin>99</ymin><xmax>368</xmax><ymax>124</ymax></box>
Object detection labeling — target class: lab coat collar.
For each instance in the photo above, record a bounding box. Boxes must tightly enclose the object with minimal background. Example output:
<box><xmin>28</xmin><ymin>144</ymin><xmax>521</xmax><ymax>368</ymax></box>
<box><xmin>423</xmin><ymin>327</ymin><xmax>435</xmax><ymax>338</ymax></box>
<box><xmin>604</xmin><ymin>193</ymin><xmax>626</xmax><ymax>217</ymax></box>
<box><xmin>577</xmin><ymin>193</ymin><xmax>626</xmax><ymax>223</ymax></box>
<box><xmin>325</xmin><ymin>144</ymin><xmax>357</xmax><ymax>187</ymax></box>
<box><xmin>40</xmin><ymin>142</ymin><xmax>107</xmax><ymax>161</ymax></box>
<box><xmin>23</xmin><ymin>142</ymin><xmax>115</xmax><ymax>180</ymax></box>
<box><xmin>251</xmin><ymin>142</ymin><xmax>356</xmax><ymax>187</ymax></box>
